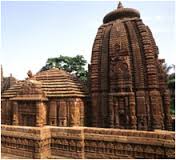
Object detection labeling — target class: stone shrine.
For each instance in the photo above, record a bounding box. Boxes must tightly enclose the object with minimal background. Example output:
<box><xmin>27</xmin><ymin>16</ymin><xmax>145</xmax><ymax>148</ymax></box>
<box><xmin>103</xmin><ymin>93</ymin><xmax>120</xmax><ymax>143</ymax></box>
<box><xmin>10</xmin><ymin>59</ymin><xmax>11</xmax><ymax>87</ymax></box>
<box><xmin>1</xmin><ymin>68</ymin><xmax>88</xmax><ymax>127</ymax></box>
<box><xmin>90</xmin><ymin>2</ymin><xmax>172</xmax><ymax>130</ymax></box>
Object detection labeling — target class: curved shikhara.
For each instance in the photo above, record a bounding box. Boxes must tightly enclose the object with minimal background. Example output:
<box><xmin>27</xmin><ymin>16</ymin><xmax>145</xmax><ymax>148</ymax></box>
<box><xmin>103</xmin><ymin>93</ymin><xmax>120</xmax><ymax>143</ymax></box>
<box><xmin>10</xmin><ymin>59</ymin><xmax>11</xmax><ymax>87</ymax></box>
<box><xmin>90</xmin><ymin>3</ymin><xmax>172</xmax><ymax>130</ymax></box>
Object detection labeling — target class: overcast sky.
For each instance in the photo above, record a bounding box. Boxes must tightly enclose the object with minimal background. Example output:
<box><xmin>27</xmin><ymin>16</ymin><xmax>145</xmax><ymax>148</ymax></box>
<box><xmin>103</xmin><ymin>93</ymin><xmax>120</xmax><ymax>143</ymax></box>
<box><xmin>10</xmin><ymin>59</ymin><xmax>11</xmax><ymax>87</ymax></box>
<box><xmin>1</xmin><ymin>1</ymin><xmax>175</xmax><ymax>80</ymax></box>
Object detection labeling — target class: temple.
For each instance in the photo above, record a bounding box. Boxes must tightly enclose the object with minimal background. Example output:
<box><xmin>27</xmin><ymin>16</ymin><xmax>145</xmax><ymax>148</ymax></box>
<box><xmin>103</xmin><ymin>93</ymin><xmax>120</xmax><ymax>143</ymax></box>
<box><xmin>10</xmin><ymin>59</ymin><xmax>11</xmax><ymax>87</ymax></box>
<box><xmin>1</xmin><ymin>2</ymin><xmax>174</xmax><ymax>159</ymax></box>
<box><xmin>1</xmin><ymin>68</ymin><xmax>88</xmax><ymax>127</ymax></box>
<box><xmin>90</xmin><ymin>2</ymin><xmax>172</xmax><ymax>130</ymax></box>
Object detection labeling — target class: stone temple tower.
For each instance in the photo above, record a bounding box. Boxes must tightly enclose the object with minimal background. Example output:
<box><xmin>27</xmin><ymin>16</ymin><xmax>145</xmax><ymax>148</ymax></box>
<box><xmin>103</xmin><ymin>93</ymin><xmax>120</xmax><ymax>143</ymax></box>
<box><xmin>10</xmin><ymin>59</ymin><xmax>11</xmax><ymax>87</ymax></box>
<box><xmin>90</xmin><ymin>2</ymin><xmax>172</xmax><ymax>130</ymax></box>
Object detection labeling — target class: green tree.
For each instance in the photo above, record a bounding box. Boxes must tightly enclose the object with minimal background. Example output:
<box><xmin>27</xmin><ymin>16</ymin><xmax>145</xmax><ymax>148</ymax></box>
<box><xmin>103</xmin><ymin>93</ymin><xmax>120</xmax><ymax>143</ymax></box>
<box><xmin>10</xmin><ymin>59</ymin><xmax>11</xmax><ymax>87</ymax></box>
<box><xmin>163</xmin><ymin>63</ymin><xmax>175</xmax><ymax>115</ymax></box>
<box><xmin>41</xmin><ymin>55</ymin><xmax>88</xmax><ymax>81</ymax></box>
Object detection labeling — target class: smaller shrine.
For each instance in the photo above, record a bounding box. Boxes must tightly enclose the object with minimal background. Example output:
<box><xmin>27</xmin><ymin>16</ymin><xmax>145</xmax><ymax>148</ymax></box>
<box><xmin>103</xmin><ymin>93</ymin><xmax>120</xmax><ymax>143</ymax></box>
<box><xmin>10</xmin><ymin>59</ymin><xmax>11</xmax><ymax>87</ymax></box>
<box><xmin>1</xmin><ymin>68</ymin><xmax>89</xmax><ymax>127</ymax></box>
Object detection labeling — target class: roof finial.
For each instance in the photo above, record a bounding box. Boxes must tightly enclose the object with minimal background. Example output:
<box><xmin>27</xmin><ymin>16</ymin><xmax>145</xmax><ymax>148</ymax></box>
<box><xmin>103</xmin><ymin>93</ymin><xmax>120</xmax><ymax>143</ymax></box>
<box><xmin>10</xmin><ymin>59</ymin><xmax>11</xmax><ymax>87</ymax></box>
<box><xmin>117</xmin><ymin>1</ymin><xmax>123</xmax><ymax>9</ymax></box>
<box><xmin>27</xmin><ymin>70</ymin><xmax>33</xmax><ymax>78</ymax></box>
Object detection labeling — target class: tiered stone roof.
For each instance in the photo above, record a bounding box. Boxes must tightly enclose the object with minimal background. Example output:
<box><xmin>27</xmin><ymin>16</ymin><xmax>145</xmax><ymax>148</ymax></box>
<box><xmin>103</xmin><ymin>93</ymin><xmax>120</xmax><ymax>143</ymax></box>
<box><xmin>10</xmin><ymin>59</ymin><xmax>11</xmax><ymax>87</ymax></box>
<box><xmin>34</xmin><ymin>68</ymin><xmax>88</xmax><ymax>97</ymax></box>
<box><xmin>2</xmin><ymin>81</ymin><xmax>24</xmax><ymax>98</ymax></box>
<box><xmin>2</xmin><ymin>68</ymin><xmax>88</xmax><ymax>98</ymax></box>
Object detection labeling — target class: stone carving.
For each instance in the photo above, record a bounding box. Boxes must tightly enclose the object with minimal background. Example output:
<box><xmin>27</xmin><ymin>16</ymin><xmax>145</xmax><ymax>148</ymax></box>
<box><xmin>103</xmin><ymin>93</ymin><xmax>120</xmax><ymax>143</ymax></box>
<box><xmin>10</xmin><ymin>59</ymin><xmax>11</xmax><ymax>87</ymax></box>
<box><xmin>18</xmin><ymin>80</ymin><xmax>44</xmax><ymax>95</ymax></box>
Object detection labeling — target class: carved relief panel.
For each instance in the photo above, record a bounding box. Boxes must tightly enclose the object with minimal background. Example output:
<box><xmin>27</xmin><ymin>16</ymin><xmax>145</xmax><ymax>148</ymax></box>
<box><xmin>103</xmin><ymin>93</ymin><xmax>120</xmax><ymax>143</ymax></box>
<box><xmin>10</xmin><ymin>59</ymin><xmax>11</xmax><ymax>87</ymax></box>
<box><xmin>110</xmin><ymin>43</ymin><xmax>131</xmax><ymax>92</ymax></box>
<box><xmin>69</xmin><ymin>99</ymin><xmax>81</xmax><ymax>127</ymax></box>
<box><xmin>110</xmin><ymin>96</ymin><xmax>130</xmax><ymax>129</ymax></box>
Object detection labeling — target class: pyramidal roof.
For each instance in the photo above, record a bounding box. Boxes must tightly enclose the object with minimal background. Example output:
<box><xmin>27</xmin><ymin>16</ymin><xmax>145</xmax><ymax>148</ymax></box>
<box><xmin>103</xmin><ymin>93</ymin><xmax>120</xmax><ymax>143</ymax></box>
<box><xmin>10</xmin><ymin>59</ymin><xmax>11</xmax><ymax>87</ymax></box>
<box><xmin>2</xmin><ymin>68</ymin><xmax>88</xmax><ymax>98</ymax></box>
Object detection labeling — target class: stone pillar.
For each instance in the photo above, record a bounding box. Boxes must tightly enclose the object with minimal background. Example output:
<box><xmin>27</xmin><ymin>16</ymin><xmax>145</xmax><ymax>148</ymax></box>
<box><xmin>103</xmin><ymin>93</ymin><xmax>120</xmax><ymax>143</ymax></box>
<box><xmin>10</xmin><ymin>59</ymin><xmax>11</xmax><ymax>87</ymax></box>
<box><xmin>70</xmin><ymin>99</ymin><xmax>80</xmax><ymax>127</ymax></box>
<box><xmin>108</xmin><ymin>95</ymin><xmax>114</xmax><ymax>128</ymax></box>
<box><xmin>118</xmin><ymin>97</ymin><xmax>128</xmax><ymax>129</ymax></box>
<box><xmin>91</xmin><ymin>93</ymin><xmax>100</xmax><ymax>127</ymax></box>
<box><xmin>149</xmin><ymin>90</ymin><xmax>164</xmax><ymax>130</ymax></box>
<box><xmin>163</xmin><ymin>90</ymin><xmax>172</xmax><ymax>130</ymax></box>
<box><xmin>70</xmin><ymin>100</ymin><xmax>75</xmax><ymax>127</ymax></box>
<box><xmin>124</xmin><ymin>96</ymin><xmax>130</xmax><ymax>128</ymax></box>
<box><xmin>49</xmin><ymin>100</ymin><xmax>57</xmax><ymax>126</ymax></box>
<box><xmin>129</xmin><ymin>93</ymin><xmax>137</xmax><ymax>129</ymax></box>
<box><xmin>79</xmin><ymin>100</ymin><xmax>84</xmax><ymax>126</ymax></box>
<box><xmin>100</xmin><ymin>92</ymin><xmax>108</xmax><ymax>128</ymax></box>
<box><xmin>12</xmin><ymin>101</ymin><xmax>19</xmax><ymax>125</ymax></box>
<box><xmin>136</xmin><ymin>91</ymin><xmax>148</xmax><ymax>130</ymax></box>
<box><xmin>114</xmin><ymin>97</ymin><xmax>119</xmax><ymax>128</ymax></box>
<box><xmin>75</xmin><ymin>99</ymin><xmax>81</xmax><ymax>126</ymax></box>
<box><xmin>59</xmin><ymin>99</ymin><xmax>67</xmax><ymax>127</ymax></box>
<box><xmin>36</xmin><ymin>101</ymin><xmax>46</xmax><ymax>127</ymax></box>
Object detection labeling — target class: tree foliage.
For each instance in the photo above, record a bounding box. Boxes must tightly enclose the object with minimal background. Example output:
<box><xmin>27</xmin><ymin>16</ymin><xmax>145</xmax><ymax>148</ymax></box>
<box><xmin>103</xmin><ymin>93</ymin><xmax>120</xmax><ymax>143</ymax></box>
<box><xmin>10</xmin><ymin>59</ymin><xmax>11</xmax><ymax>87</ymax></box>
<box><xmin>41</xmin><ymin>55</ymin><xmax>88</xmax><ymax>81</ymax></box>
<box><xmin>163</xmin><ymin>63</ymin><xmax>175</xmax><ymax>115</ymax></box>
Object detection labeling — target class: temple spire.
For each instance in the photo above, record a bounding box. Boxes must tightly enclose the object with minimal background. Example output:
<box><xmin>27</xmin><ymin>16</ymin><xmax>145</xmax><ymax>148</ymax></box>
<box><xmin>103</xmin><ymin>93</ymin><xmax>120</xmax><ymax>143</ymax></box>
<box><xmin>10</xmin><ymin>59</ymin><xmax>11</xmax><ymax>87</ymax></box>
<box><xmin>117</xmin><ymin>1</ymin><xmax>123</xmax><ymax>9</ymax></box>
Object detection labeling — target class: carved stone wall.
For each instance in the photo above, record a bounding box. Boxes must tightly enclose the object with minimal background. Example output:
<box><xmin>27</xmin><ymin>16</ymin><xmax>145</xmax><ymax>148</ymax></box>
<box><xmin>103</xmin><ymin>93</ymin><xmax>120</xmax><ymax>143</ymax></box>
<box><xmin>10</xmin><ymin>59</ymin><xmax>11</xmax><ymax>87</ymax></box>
<box><xmin>1</xmin><ymin>125</ymin><xmax>51</xmax><ymax>159</ymax></box>
<box><xmin>1</xmin><ymin>125</ymin><xmax>175</xmax><ymax>159</ymax></box>
<box><xmin>1</xmin><ymin>96</ymin><xmax>86</xmax><ymax>128</ymax></box>
<box><xmin>84</xmin><ymin>128</ymin><xmax>175</xmax><ymax>159</ymax></box>
<box><xmin>48</xmin><ymin>98</ymin><xmax>86</xmax><ymax>127</ymax></box>
<box><xmin>1</xmin><ymin>99</ymin><xmax>13</xmax><ymax>125</ymax></box>
<box><xmin>2</xmin><ymin>100</ymin><xmax>47</xmax><ymax>127</ymax></box>
<box><xmin>50</xmin><ymin>127</ymin><xmax>84</xmax><ymax>158</ymax></box>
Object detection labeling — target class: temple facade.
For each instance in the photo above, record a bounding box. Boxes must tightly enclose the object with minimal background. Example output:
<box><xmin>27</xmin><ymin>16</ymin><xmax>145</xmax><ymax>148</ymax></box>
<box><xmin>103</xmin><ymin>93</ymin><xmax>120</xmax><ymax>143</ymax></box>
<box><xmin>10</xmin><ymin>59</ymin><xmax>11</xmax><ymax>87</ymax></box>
<box><xmin>90</xmin><ymin>2</ymin><xmax>172</xmax><ymax>130</ymax></box>
<box><xmin>1</xmin><ymin>68</ymin><xmax>88</xmax><ymax>127</ymax></box>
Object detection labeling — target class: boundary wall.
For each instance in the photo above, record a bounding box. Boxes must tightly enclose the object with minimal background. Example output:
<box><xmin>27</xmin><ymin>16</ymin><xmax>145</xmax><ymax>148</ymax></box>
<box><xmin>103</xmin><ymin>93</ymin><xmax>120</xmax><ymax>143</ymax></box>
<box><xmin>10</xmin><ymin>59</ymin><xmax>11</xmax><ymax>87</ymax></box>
<box><xmin>1</xmin><ymin>125</ymin><xmax>175</xmax><ymax>159</ymax></box>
